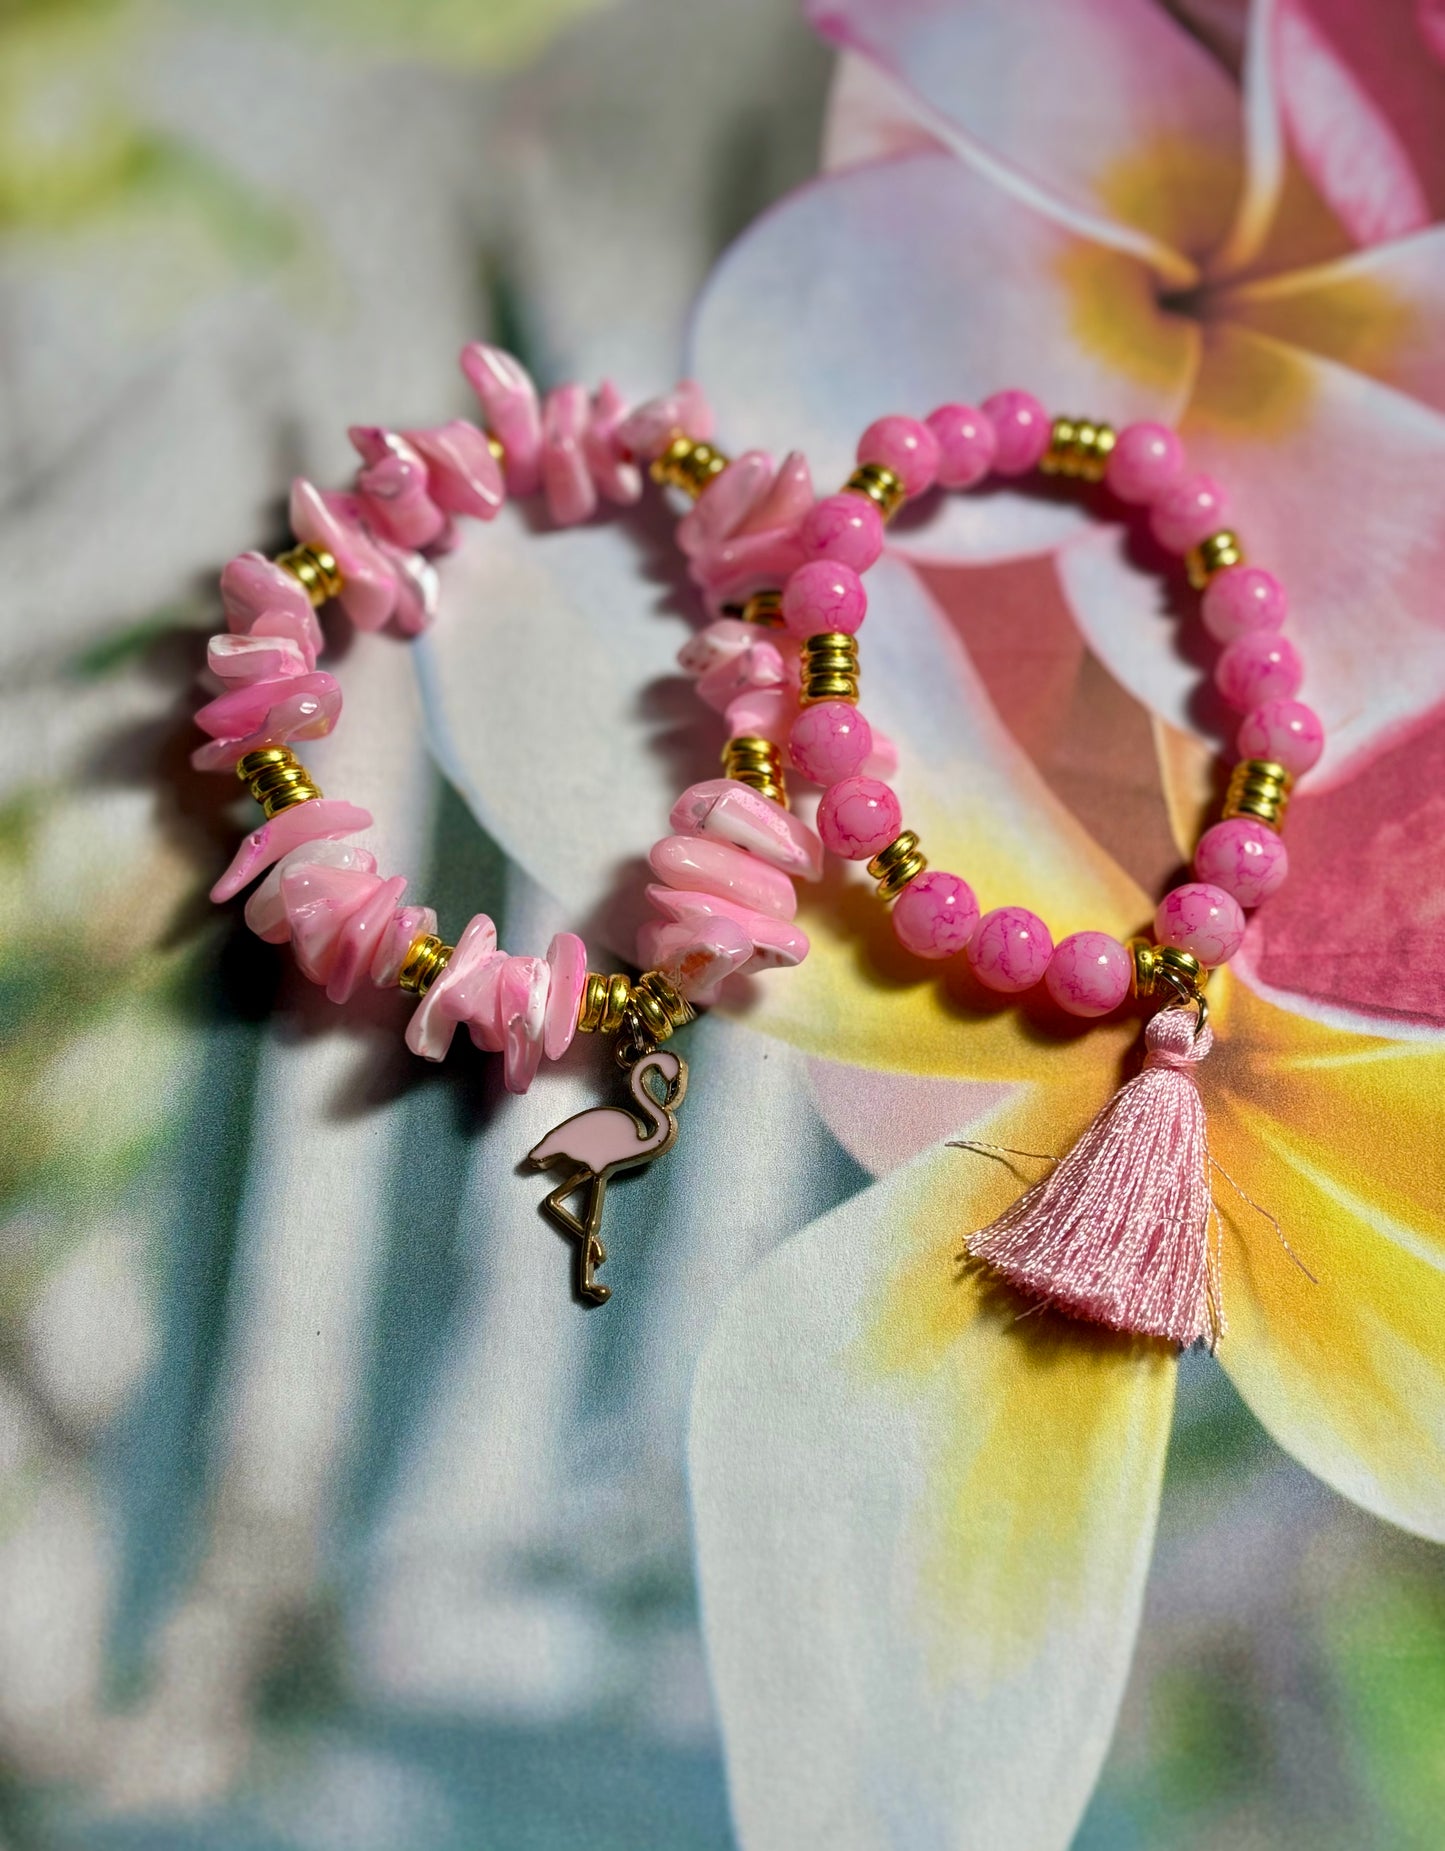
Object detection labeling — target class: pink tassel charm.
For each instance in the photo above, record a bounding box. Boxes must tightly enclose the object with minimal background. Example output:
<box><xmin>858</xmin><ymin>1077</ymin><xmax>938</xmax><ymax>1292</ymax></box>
<box><xmin>965</xmin><ymin>1007</ymin><xmax>1220</xmax><ymax>1348</ymax></box>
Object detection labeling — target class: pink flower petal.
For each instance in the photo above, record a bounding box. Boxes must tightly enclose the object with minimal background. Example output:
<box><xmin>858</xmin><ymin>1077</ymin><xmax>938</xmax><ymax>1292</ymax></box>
<box><xmin>690</xmin><ymin>155</ymin><xmax>1196</xmax><ymax>567</ymax></box>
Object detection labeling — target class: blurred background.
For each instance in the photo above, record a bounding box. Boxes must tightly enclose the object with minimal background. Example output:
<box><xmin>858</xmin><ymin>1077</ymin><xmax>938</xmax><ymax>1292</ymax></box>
<box><xmin>2</xmin><ymin>2</ymin><xmax>1443</xmax><ymax>1847</ymax></box>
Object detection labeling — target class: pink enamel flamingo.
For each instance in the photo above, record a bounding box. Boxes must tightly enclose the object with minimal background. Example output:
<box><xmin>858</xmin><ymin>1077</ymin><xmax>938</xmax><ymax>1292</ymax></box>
<box><xmin>527</xmin><ymin>1048</ymin><xmax>688</xmax><ymax>1303</ymax></box>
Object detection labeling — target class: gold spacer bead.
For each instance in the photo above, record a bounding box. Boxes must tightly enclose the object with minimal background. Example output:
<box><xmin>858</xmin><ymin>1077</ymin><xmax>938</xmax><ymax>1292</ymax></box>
<box><xmin>739</xmin><ymin>588</ymin><xmax>784</xmax><ymax>627</ymax></box>
<box><xmin>577</xmin><ymin>972</ymin><xmax>634</xmax><ymax>1035</ymax></box>
<box><xmin>1185</xmin><ymin>529</ymin><xmax>1245</xmax><ymax>591</ymax></box>
<box><xmin>721</xmin><ymin>735</ymin><xmax>789</xmax><ymax>809</ymax></box>
<box><xmin>274</xmin><ymin>543</ymin><xmax>344</xmax><ymax>608</ymax></box>
<box><xmin>398</xmin><ymin>934</ymin><xmax>453</xmax><ymax>995</ymax></box>
<box><xmin>650</xmin><ymin>433</ymin><xmax>731</xmax><ymax>499</ymax></box>
<box><xmin>1040</xmin><ymin>416</ymin><xmax>1117</xmax><ymax>483</ymax></box>
<box><xmin>486</xmin><ymin>433</ymin><xmax>506</xmax><ymax>465</ymax></box>
<box><xmin>843</xmin><ymin>461</ymin><xmax>906</xmax><ymax>521</ymax></box>
<box><xmin>800</xmin><ymin>631</ymin><xmax>860</xmax><ymax>706</ymax></box>
<box><xmin>619</xmin><ymin>970</ymin><xmax>695</xmax><ymax>1060</ymax></box>
<box><xmin>235</xmin><ymin>745</ymin><xmax>322</xmax><ymax>817</ymax></box>
<box><xmin>867</xmin><ymin>830</ymin><xmax>928</xmax><ymax>900</ymax></box>
<box><xmin>1222</xmin><ymin>756</ymin><xmax>1292</xmax><ymax>832</ymax></box>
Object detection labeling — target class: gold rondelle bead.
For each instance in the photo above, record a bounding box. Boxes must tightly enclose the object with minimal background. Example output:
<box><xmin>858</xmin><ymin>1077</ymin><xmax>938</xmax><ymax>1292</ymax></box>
<box><xmin>623</xmin><ymin>970</ymin><xmax>695</xmax><ymax>1052</ymax></box>
<box><xmin>1040</xmin><ymin>416</ymin><xmax>1117</xmax><ymax>483</ymax></box>
<box><xmin>650</xmin><ymin>433</ymin><xmax>730</xmax><ymax>499</ymax></box>
<box><xmin>867</xmin><ymin>830</ymin><xmax>928</xmax><ymax>900</ymax></box>
<box><xmin>739</xmin><ymin>588</ymin><xmax>784</xmax><ymax>627</ymax></box>
<box><xmin>843</xmin><ymin>462</ymin><xmax>906</xmax><ymax>521</ymax></box>
<box><xmin>577</xmin><ymin>972</ymin><xmax>635</xmax><ymax>1035</ymax></box>
<box><xmin>721</xmin><ymin>735</ymin><xmax>789</xmax><ymax>809</ymax></box>
<box><xmin>274</xmin><ymin>542</ymin><xmax>344</xmax><ymax>608</ymax></box>
<box><xmin>800</xmin><ymin>631</ymin><xmax>860</xmax><ymax>706</ymax></box>
<box><xmin>398</xmin><ymin>934</ymin><xmax>453</xmax><ymax>995</ymax></box>
<box><xmin>1185</xmin><ymin>529</ymin><xmax>1245</xmax><ymax>591</ymax></box>
<box><xmin>1222</xmin><ymin>756</ymin><xmax>1291</xmax><ymax>831</ymax></box>
<box><xmin>235</xmin><ymin>745</ymin><xmax>322</xmax><ymax>817</ymax></box>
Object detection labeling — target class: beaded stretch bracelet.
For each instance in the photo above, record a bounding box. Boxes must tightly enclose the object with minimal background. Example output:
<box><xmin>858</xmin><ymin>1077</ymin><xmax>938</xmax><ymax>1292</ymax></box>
<box><xmin>197</xmin><ymin>349</ymin><xmax>824</xmax><ymax>1306</ymax></box>
<box><xmin>648</xmin><ymin>391</ymin><xmax>1322</xmax><ymax>1350</ymax></box>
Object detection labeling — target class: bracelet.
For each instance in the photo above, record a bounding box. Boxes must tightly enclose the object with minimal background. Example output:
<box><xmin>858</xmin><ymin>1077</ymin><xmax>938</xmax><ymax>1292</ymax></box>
<box><xmin>652</xmin><ymin>391</ymin><xmax>1322</xmax><ymax>1352</ymax></box>
<box><xmin>198</xmin><ymin>348</ymin><xmax>763</xmax><ymax>1306</ymax></box>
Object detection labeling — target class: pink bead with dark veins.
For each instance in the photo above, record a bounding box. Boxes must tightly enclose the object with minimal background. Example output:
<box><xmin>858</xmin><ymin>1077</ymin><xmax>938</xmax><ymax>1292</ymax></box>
<box><xmin>925</xmin><ymin>403</ymin><xmax>996</xmax><ymax>489</ymax></box>
<box><xmin>1150</xmin><ymin>474</ymin><xmax>1228</xmax><ymax>554</ymax></box>
<box><xmin>980</xmin><ymin>390</ymin><xmax>1050</xmax><ymax>475</ymax></box>
<box><xmin>1215</xmin><ymin>632</ymin><xmax>1303</xmax><ymax>710</ymax></box>
<box><xmin>1044</xmin><ymin>931</ymin><xmax>1131</xmax><ymax>1016</ymax></box>
<box><xmin>967</xmin><ymin>906</ymin><xmax>1054</xmax><ymax>992</ymax></box>
<box><xmin>798</xmin><ymin>496</ymin><xmax>884</xmax><ymax>573</ymax></box>
<box><xmin>781</xmin><ymin>559</ymin><xmax>867</xmax><ymax>638</ymax></box>
<box><xmin>1200</xmin><ymin>565</ymin><xmax>1287</xmax><ymax>643</ymax></box>
<box><xmin>1237</xmin><ymin>699</ymin><xmax>1325</xmax><ymax>776</ymax></box>
<box><xmin>1193</xmin><ymin>818</ymin><xmax>1289</xmax><ymax>909</ymax></box>
<box><xmin>891</xmin><ymin>871</ymin><xmax>980</xmax><ymax>960</ymax></box>
<box><xmin>788</xmin><ymin>700</ymin><xmax>873</xmax><ymax>784</ymax></box>
<box><xmin>1154</xmin><ymin>882</ymin><xmax>1245</xmax><ymax>966</ymax></box>
<box><xmin>1104</xmin><ymin>422</ymin><xmax>1184</xmax><ymax>505</ymax></box>
<box><xmin>857</xmin><ymin>415</ymin><xmax>940</xmax><ymax>497</ymax></box>
<box><xmin>816</xmin><ymin>776</ymin><xmax>901</xmax><ymax>860</ymax></box>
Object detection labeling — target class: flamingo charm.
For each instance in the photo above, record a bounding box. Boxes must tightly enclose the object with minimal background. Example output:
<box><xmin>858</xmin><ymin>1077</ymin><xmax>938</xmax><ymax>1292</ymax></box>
<box><xmin>527</xmin><ymin>1048</ymin><xmax>688</xmax><ymax>1304</ymax></box>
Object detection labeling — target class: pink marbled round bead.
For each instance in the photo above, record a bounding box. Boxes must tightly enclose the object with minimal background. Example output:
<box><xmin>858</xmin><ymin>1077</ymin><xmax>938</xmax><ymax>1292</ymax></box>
<box><xmin>798</xmin><ymin>494</ymin><xmax>885</xmax><ymax>573</ymax></box>
<box><xmin>1237</xmin><ymin>698</ymin><xmax>1324</xmax><ymax>777</ymax></box>
<box><xmin>1150</xmin><ymin>473</ymin><xmax>1228</xmax><ymax>553</ymax></box>
<box><xmin>924</xmin><ymin>403</ymin><xmax>996</xmax><ymax>488</ymax></box>
<box><xmin>1044</xmin><ymin>931</ymin><xmax>1132</xmax><ymax>1018</ymax></box>
<box><xmin>858</xmin><ymin>416</ymin><xmax>940</xmax><ymax>497</ymax></box>
<box><xmin>788</xmin><ymin>700</ymin><xmax>873</xmax><ymax>784</ymax></box>
<box><xmin>781</xmin><ymin>559</ymin><xmax>867</xmax><ymax>638</ymax></box>
<box><xmin>1200</xmin><ymin>565</ymin><xmax>1287</xmax><ymax>644</ymax></box>
<box><xmin>1104</xmin><ymin>422</ymin><xmax>1185</xmax><ymax>505</ymax></box>
<box><xmin>816</xmin><ymin>776</ymin><xmax>901</xmax><ymax>860</ymax></box>
<box><xmin>966</xmin><ymin>906</ymin><xmax>1054</xmax><ymax>993</ymax></box>
<box><xmin>1215</xmin><ymin>631</ymin><xmax>1303</xmax><ymax>710</ymax></box>
<box><xmin>980</xmin><ymin>390</ymin><xmax>1051</xmax><ymax>475</ymax></box>
<box><xmin>1154</xmin><ymin>882</ymin><xmax>1245</xmax><ymax>966</ymax></box>
<box><xmin>891</xmin><ymin>870</ymin><xmax>980</xmax><ymax>960</ymax></box>
<box><xmin>1193</xmin><ymin>818</ymin><xmax>1289</xmax><ymax>910</ymax></box>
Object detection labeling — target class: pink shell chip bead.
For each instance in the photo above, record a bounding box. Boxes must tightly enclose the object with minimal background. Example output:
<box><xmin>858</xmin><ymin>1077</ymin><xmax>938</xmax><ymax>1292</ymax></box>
<box><xmin>404</xmin><ymin>421</ymin><xmax>506</xmax><ymax>521</ymax></box>
<box><xmin>891</xmin><ymin>871</ymin><xmax>980</xmax><ymax>960</ymax></box>
<box><xmin>405</xmin><ymin>913</ymin><xmax>499</xmax><ymax>1060</ymax></box>
<box><xmin>643</xmin><ymin>884</ymin><xmax>809</xmax><ymax>971</ymax></box>
<box><xmin>1236</xmin><ymin>699</ymin><xmax>1325</xmax><ymax>777</ymax></box>
<box><xmin>788</xmin><ymin>700</ymin><xmax>873</xmax><ymax>784</ymax></box>
<box><xmin>1154</xmin><ymin>882</ymin><xmax>1246</xmax><ymax>966</ymax></box>
<box><xmin>1044</xmin><ymin>931</ymin><xmax>1132</xmax><ymax>1017</ymax></box>
<box><xmin>669</xmin><ymin>779</ymin><xmax>824</xmax><ymax>881</ymax></box>
<box><xmin>582</xmin><ymin>381</ymin><xmax>643</xmax><ymax>506</ymax></box>
<box><xmin>220</xmin><ymin>553</ymin><xmax>323</xmax><ymax>663</ymax></box>
<box><xmin>816</xmin><ymin>776</ymin><xmax>901</xmax><ymax>861</ymax></box>
<box><xmin>243</xmin><ymin>840</ymin><xmax>379</xmax><ymax>942</ymax></box>
<box><xmin>460</xmin><ymin>344</ymin><xmax>543</xmax><ymax>497</ymax></box>
<box><xmin>924</xmin><ymin>403</ymin><xmax>996</xmax><ymax>489</ymax></box>
<box><xmin>372</xmin><ymin>904</ymin><xmax>438</xmax><ymax>987</ymax></box>
<box><xmin>966</xmin><ymin>907</ymin><xmax>1054</xmax><ymax>993</ymax></box>
<box><xmin>499</xmin><ymin>955</ymin><xmax>551</xmax><ymax>1093</ymax></box>
<box><xmin>289</xmin><ymin>480</ymin><xmax>397</xmax><ymax>631</ymax></box>
<box><xmin>1200</xmin><ymin>565</ymin><xmax>1287</xmax><ymax>643</ymax></box>
<box><xmin>1103</xmin><ymin>422</ymin><xmax>1184</xmax><ymax>505</ymax></box>
<box><xmin>857</xmin><ymin>416</ymin><xmax>940</xmax><ymax>497</ymax></box>
<box><xmin>541</xmin><ymin>382</ymin><xmax>599</xmax><ymax>527</ymax></box>
<box><xmin>1193</xmin><ymin>818</ymin><xmax>1289</xmax><ymax>910</ymax></box>
<box><xmin>648</xmin><ymin>835</ymin><xmax>798</xmax><ymax>920</ymax></box>
<box><xmin>211</xmin><ymin>799</ymin><xmax>373</xmax><ymax>904</ymax></box>
<box><xmin>797</xmin><ymin>496</ymin><xmax>884</xmax><ymax>574</ymax></box>
<box><xmin>980</xmin><ymin>390</ymin><xmax>1050</xmax><ymax>475</ymax></box>
<box><xmin>544</xmin><ymin>932</ymin><xmax>589</xmax><ymax>1061</ymax></box>
<box><xmin>636</xmin><ymin>915</ymin><xmax>754</xmax><ymax>1006</ymax></box>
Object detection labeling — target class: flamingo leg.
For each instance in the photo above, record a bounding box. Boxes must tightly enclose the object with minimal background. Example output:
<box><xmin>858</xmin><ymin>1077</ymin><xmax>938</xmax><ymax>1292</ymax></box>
<box><xmin>539</xmin><ymin>1168</ymin><xmax>612</xmax><ymax>1305</ymax></box>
